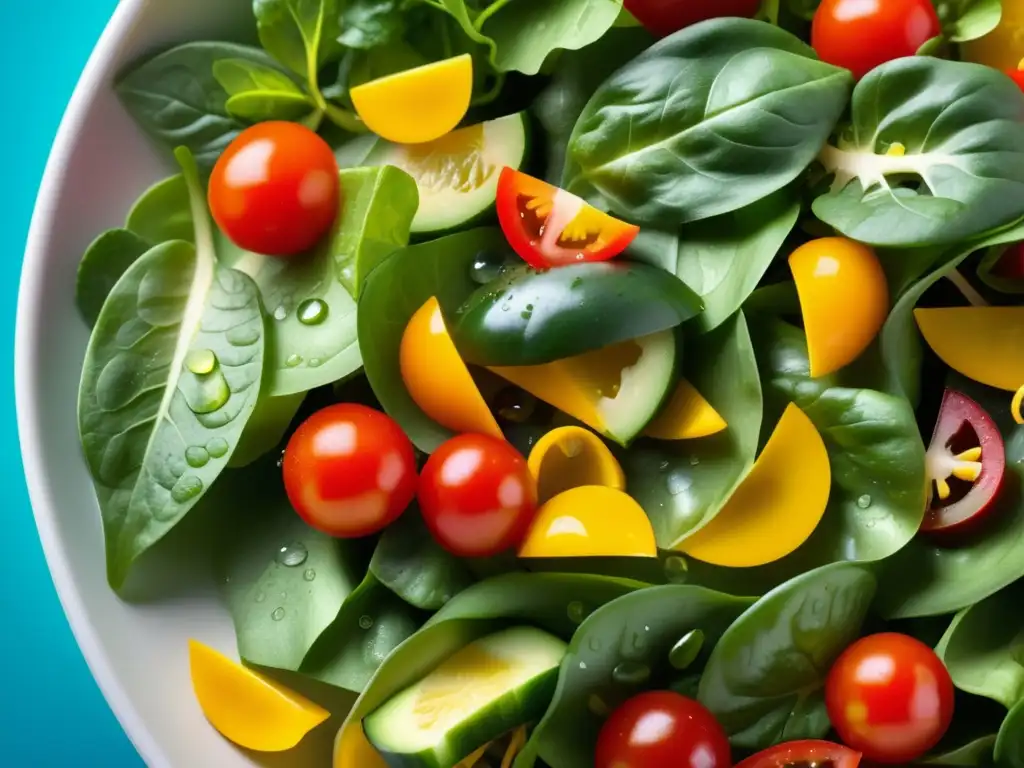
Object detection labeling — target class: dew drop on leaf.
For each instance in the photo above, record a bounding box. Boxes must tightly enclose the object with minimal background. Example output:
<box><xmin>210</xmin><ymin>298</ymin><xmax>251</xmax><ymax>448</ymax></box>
<box><xmin>273</xmin><ymin>305</ymin><xmax>288</xmax><ymax>321</ymax></box>
<box><xmin>664</xmin><ymin>555</ymin><xmax>688</xmax><ymax>584</ymax></box>
<box><xmin>285</xmin><ymin>354</ymin><xmax>303</xmax><ymax>368</ymax></box>
<box><xmin>206</xmin><ymin>437</ymin><xmax>229</xmax><ymax>458</ymax></box>
<box><xmin>184</xmin><ymin>348</ymin><xmax>217</xmax><ymax>375</ymax></box>
<box><xmin>185</xmin><ymin>446</ymin><xmax>210</xmax><ymax>468</ymax></box>
<box><xmin>271</xmin><ymin>607</ymin><xmax>286</xmax><ymax>621</ymax></box>
<box><xmin>275</xmin><ymin>542</ymin><xmax>308</xmax><ymax>567</ymax></box>
<box><xmin>303</xmin><ymin>568</ymin><xmax>316</xmax><ymax>582</ymax></box>
<box><xmin>857</xmin><ymin>494</ymin><xmax>872</xmax><ymax>509</ymax></box>
<box><xmin>170</xmin><ymin>475</ymin><xmax>204</xmax><ymax>503</ymax></box>
<box><xmin>359</xmin><ymin>615</ymin><xmax>374</xmax><ymax>630</ymax></box>
<box><xmin>669</xmin><ymin>629</ymin><xmax>705</xmax><ymax>671</ymax></box>
<box><xmin>612</xmin><ymin>661</ymin><xmax>650</xmax><ymax>685</ymax></box>
<box><xmin>297</xmin><ymin>298</ymin><xmax>328</xmax><ymax>326</ymax></box>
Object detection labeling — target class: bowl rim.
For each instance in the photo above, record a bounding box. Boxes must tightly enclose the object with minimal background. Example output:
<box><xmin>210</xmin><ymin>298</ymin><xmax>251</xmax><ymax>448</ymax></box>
<box><xmin>14</xmin><ymin>0</ymin><xmax>170</xmax><ymax>765</ymax></box>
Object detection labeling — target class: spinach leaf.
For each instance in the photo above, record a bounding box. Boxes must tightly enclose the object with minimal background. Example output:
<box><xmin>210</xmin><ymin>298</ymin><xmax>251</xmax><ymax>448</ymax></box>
<box><xmin>213</xmin><ymin>58</ymin><xmax>316</xmax><ymax>124</ymax></box>
<box><xmin>566</xmin><ymin>18</ymin><xmax>851</xmax><ymax>225</ymax></box>
<box><xmin>813</xmin><ymin>57</ymin><xmax>1024</xmax><ymax>248</ymax></box>
<box><xmin>623</xmin><ymin>312</ymin><xmax>763</xmax><ymax>548</ymax></box>
<box><xmin>359</xmin><ymin>227</ymin><xmax>514</xmax><ymax>452</ymax></box>
<box><xmin>125</xmin><ymin>175</ymin><xmax>194</xmax><ymax>245</ymax></box>
<box><xmin>925</xmin><ymin>735</ymin><xmax>997</xmax><ymax>766</ymax></box>
<box><xmin>75</xmin><ymin>229</ymin><xmax>151</xmax><ymax>327</ymax></box>
<box><xmin>996</xmin><ymin>700</ymin><xmax>1024</xmax><ymax>768</ymax></box>
<box><xmin>254</xmin><ymin>0</ymin><xmax>342</xmax><ymax>79</ymax></box>
<box><xmin>525</xmin><ymin>586</ymin><xmax>753</xmax><ymax>768</ymax></box>
<box><xmin>78</xmin><ymin>149</ymin><xmax>265</xmax><ymax>590</ymax></box>
<box><xmin>368</xmin><ymin>509</ymin><xmax>475</xmax><ymax>611</ymax></box>
<box><xmin>227</xmin><ymin>391</ymin><xmax>305</xmax><ymax>468</ymax></box>
<box><xmin>697</xmin><ymin>562</ymin><xmax>876</xmax><ymax>749</ymax></box>
<box><xmin>937</xmin><ymin>0</ymin><xmax>1002</xmax><ymax>42</ymax></box>
<box><xmin>116</xmin><ymin>43</ymin><xmax>278</xmax><ymax>171</ymax></box>
<box><xmin>339</xmin><ymin>0</ymin><xmax>405</xmax><ymax>49</ymax></box>
<box><xmin>220</xmin><ymin>165</ymin><xmax>418</xmax><ymax>396</ymax></box>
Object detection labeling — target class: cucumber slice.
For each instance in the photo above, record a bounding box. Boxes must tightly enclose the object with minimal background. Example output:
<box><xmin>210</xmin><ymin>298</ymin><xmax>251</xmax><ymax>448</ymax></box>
<box><xmin>363</xmin><ymin>626</ymin><xmax>566</xmax><ymax>768</ymax></box>
<box><xmin>599</xmin><ymin>330</ymin><xmax>679</xmax><ymax>444</ymax></box>
<box><xmin>364</xmin><ymin>112</ymin><xmax>528</xmax><ymax>235</ymax></box>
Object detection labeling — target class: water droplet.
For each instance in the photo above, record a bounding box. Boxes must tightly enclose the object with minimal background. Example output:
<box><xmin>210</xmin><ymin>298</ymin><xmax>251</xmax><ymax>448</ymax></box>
<box><xmin>285</xmin><ymin>354</ymin><xmax>303</xmax><ymax>368</ymax></box>
<box><xmin>303</xmin><ymin>568</ymin><xmax>316</xmax><ymax>582</ymax></box>
<box><xmin>520</xmin><ymin>310</ymin><xmax>533</xmax><ymax>320</ymax></box>
<box><xmin>666</xmin><ymin>473</ymin><xmax>692</xmax><ymax>496</ymax></box>
<box><xmin>280</xmin><ymin>591</ymin><xmax>288</xmax><ymax>600</ymax></box>
<box><xmin>857</xmin><ymin>494</ymin><xmax>872</xmax><ymax>509</ymax></box>
<box><xmin>170</xmin><ymin>475</ymin><xmax>204</xmax><ymax>504</ymax></box>
<box><xmin>255</xmin><ymin>591</ymin><xmax>266</xmax><ymax>603</ymax></box>
<box><xmin>297</xmin><ymin>298</ymin><xmax>328</xmax><ymax>325</ymax></box>
<box><xmin>579</xmin><ymin>661</ymin><xmax>588</xmax><ymax>670</ymax></box>
<box><xmin>470</xmin><ymin>255</ymin><xmax>504</xmax><ymax>285</ymax></box>
<box><xmin>658</xmin><ymin>460</ymin><xmax>670</xmax><ymax>472</ymax></box>
<box><xmin>567</xmin><ymin>601</ymin><xmax>587</xmax><ymax>625</ymax></box>
<box><xmin>588</xmin><ymin>637</ymin><xmax>603</xmax><ymax>652</ymax></box>
<box><xmin>612</xmin><ymin>661</ymin><xmax>651</xmax><ymax>685</ymax></box>
<box><xmin>359</xmin><ymin>615</ymin><xmax>374</xmax><ymax>630</ymax></box>
<box><xmin>226</xmin><ymin>324</ymin><xmax>260</xmax><ymax>347</ymax></box>
<box><xmin>664</xmin><ymin>555</ymin><xmax>688</xmax><ymax>584</ymax></box>
<box><xmin>588</xmin><ymin>694</ymin><xmax>610</xmax><ymax>717</ymax></box>
<box><xmin>273</xmin><ymin>305</ymin><xmax>288</xmax><ymax>321</ymax></box>
<box><xmin>276</xmin><ymin>451</ymin><xmax>286</xmax><ymax>468</ymax></box>
<box><xmin>631</xmin><ymin>632</ymin><xmax>646</xmax><ymax>653</ymax></box>
<box><xmin>206</xmin><ymin>437</ymin><xmax>229</xmax><ymax>458</ymax></box>
<box><xmin>185</xmin><ymin>348</ymin><xmax>216</xmax><ymax>375</ymax></box>
<box><xmin>501</xmin><ymin>303</ymin><xmax>511</xmax><ymax>312</ymax></box>
<box><xmin>526</xmin><ymin>304</ymin><xmax>534</xmax><ymax>311</ymax></box>
<box><xmin>308</xmin><ymin>358</ymin><xmax>323</xmax><ymax>368</ymax></box>
<box><xmin>185</xmin><ymin>446</ymin><xmax>210</xmax><ymax>468</ymax></box>
<box><xmin>271</xmin><ymin>607</ymin><xmax>286</xmax><ymax>621</ymax></box>
<box><xmin>669</xmin><ymin>629</ymin><xmax>705</xmax><ymax>671</ymax></box>
<box><xmin>495</xmin><ymin>388</ymin><xmax>537</xmax><ymax>424</ymax></box>
<box><xmin>689</xmin><ymin>456</ymin><xmax>701</xmax><ymax>466</ymax></box>
<box><xmin>571</xmin><ymin>277</ymin><xmax>584</xmax><ymax>289</ymax></box>
<box><xmin>276</xmin><ymin>542</ymin><xmax>308</xmax><ymax>567</ymax></box>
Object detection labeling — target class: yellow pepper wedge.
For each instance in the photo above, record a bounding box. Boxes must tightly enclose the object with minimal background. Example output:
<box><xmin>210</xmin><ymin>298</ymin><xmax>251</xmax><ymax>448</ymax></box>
<box><xmin>527</xmin><ymin>426</ymin><xmax>625</xmax><ymax>505</ymax></box>
<box><xmin>679</xmin><ymin>403</ymin><xmax>831</xmax><ymax>567</ymax></box>
<box><xmin>189</xmin><ymin>640</ymin><xmax>329</xmax><ymax>752</ymax></box>
<box><xmin>643</xmin><ymin>379</ymin><xmax>727</xmax><ymax>440</ymax></box>
<box><xmin>961</xmin><ymin>1</ymin><xmax>1024</xmax><ymax>71</ymax></box>
<box><xmin>335</xmin><ymin>723</ymin><xmax>390</xmax><ymax>768</ymax></box>
<box><xmin>914</xmin><ymin>307</ymin><xmax>1024</xmax><ymax>392</ymax></box>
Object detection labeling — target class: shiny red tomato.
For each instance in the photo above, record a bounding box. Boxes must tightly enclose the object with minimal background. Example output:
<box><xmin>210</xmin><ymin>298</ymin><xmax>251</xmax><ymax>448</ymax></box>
<box><xmin>826</xmin><ymin>633</ymin><xmax>954</xmax><ymax>764</ymax></box>
<box><xmin>1007</xmin><ymin>66</ymin><xmax>1024</xmax><ymax>92</ymax></box>
<box><xmin>595</xmin><ymin>691</ymin><xmax>731</xmax><ymax>768</ymax></box>
<box><xmin>736</xmin><ymin>741</ymin><xmax>862</xmax><ymax>768</ymax></box>
<box><xmin>283</xmin><ymin>404</ymin><xmax>417</xmax><ymax>538</ymax></box>
<box><xmin>624</xmin><ymin>0</ymin><xmax>761</xmax><ymax>38</ymax></box>
<box><xmin>209</xmin><ymin>121</ymin><xmax>339</xmax><ymax>257</ymax></box>
<box><xmin>417</xmin><ymin>433</ymin><xmax>537</xmax><ymax>557</ymax></box>
<box><xmin>496</xmin><ymin>168</ymin><xmax>639</xmax><ymax>269</ymax></box>
<box><xmin>812</xmin><ymin>0</ymin><xmax>941</xmax><ymax>80</ymax></box>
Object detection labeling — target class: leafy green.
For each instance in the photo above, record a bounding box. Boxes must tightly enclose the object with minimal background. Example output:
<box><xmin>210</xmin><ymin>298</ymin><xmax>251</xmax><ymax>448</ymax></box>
<box><xmin>697</xmin><ymin>562</ymin><xmax>876</xmax><ymax>749</ymax></box>
<box><xmin>565</xmin><ymin>18</ymin><xmax>851</xmax><ymax>225</ymax></box>
<box><xmin>254</xmin><ymin>0</ymin><xmax>342</xmax><ymax>78</ymax></box>
<box><xmin>78</xmin><ymin>150</ymin><xmax>265</xmax><ymax>590</ymax></box>
<box><xmin>813</xmin><ymin>57</ymin><xmax>1024</xmax><ymax>248</ymax></box>
<box><xmin>125</xmin><ymin>175</ymin><xmax>194</xmax><ymax>245</ymax></box>
<box><xmin>937</xmin><ymin>0</ymin><xmax>1003</xmax><ymax>43</ymax></box>
<box><xmin>339</xmin><ymin>0</ymin><xmax>404</xmax><ymax>49</ymax></box>
<box><xmin>75</xmin><ymin>229</ymin><xmax>151</xmax><ymax>327</ymax></box>
<box><xmin>213</xmin><ymin>57</ymin><xmax>316</xmax><ymax>123</ymax></box>
<box><xmin>996</xmin><ymin>700</ymin><xmax>1024</xmax><ymax>767</ymax></box>
<box><xmin>227</xmin><ymin>391</ymin><xmax>305</xmax><ymax>468</ymax></box>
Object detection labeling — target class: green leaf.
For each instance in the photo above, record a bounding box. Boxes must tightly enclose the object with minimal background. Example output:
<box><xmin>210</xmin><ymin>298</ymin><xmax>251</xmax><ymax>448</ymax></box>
<box><xmin>697</xmin><ymin>562</ymin><xmax>876</xmax><ymax>749</ymax></box>
<box><xmin>369</xmin><ymin>509</ymin><xmax>476</xmax><ymax>611</ymax></box>
<box><xmin>214</xmin><ymin>57</ymin><xmax>316</xmax><ymax>123</ymax></box>
<box><xmin>78</xmin><ymin>150</ymin><xmax>265</xmax><ymax>590</ymax></box>
<box><xmin>227</xmin><ymin>391</ymin><xmax>306</xmax><ymax>468</ymax></box>
<box><xmin>125</xmin><ymin>175</ymin><xmax>194</xmax><ymax>245</ymax></box>
<box><xmin>359</xmin><ymin>227</ymin><xmax>513</xmax><ymax>453</ymax></box>
<box><xmin>623</xmin><ymin>312</ymin><xmax>763</xmax><ymax>548</ymax></box>
<box><xmin>566</xmin><ymin>18</ymin><xmax>851</xmax><ymax>225</ymax></box>
<box><xmin>225</xmin><ymin>91</ymin><xmax>316</xmax><ymax>123</ymax></box>
<box><xmin>115</xmin><ymin>43</ymin><xmax>280</xmax><ymax>171</ymax></box>
<box><xmin>338</xmin><ymin>0</ymin><xmax>405</xmax><ymax>49</ymax></box>
<box><xmin>936</xmin><ymin>0</ymin><xmax>1003</xmax><ymax>43</ymax></box>
<box><xmin>785</xmin><ymin>0</ymin><xmax>820</xmax><ymax>19</ymax></box>
<box><xmin>525</xmin><ymin>586</ymin><xmax>753</xmax><ymax>768</ymax></box>
<box><xmin>254</xmin><ymin>0</ymin><xmax>343</xmax><ymax>78</ymax></box>
<box><xmin>813</xmin><ymin>57</ymin><xmax>1024</xmax><ymax>248</ymax></box>
<box><xmin>75</xmin><ymin>229</ymin><xmax>151</xmax><ymax>327</ymax></box>
<box><xmin>925</xmin><ymin>735</ymin><xmax>997</xmax><ymax>765</ymax></box>
<box><xmin>996</xmin><ymin>700</ymin><xmax>1024</xmax><ymax>768</ymax></box>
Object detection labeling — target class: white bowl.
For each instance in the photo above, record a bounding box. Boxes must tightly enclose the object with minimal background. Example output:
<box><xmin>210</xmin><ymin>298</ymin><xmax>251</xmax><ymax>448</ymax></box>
<box><xmin>15</xmin><ymin>1</ymin><xmax>334</xmax><ymax>766</ymax></box>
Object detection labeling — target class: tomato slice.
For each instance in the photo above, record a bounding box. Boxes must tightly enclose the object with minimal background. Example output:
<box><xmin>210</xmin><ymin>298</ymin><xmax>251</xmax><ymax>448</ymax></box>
<box><xmin>735</xmin><ymin>740</ymin><xmax>862</xmax><ymax>768</ymax></box>
<box><xmin>495</xmin><ymin>168</ymin><xmax>639</xmax><ymax>269</ymax></box>
<box><xmin>921</xmin><ymin>388</ymin><xmax>1006</xmax><ymax>539</ymax></box>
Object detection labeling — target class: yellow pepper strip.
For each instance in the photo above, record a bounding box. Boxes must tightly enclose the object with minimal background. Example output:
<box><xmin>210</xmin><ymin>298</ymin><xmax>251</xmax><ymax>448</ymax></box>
<box><xmin>929</xmin><ymin>447</ymin><xmax>983</xmax><ymax>501</ymax></box>
<box><xmin>501</xmin><ymin>727</ymin><xmax>528</xmax><ymax>768</ymax></box>
<box><xmin>914</xmin><ymin>307</ymin><xmax>1024</xmax><ymax>391</ymax></box>
<box><xmin>1013</xmin><ymin>384</ymin><xmax>1024</xmax><ymax>425</ymax></box>
<box><xmin>457</xmin><ymin>744</ymin><xmax>489</xmax><ymax>767</ymax></box>
<box><xmin>527</xmin><ymin>426</ymin><xmax>625</xmax><ymax>505</ymax></box>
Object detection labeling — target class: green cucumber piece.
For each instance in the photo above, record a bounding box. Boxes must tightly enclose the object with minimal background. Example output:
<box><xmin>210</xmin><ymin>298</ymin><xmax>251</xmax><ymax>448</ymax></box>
<box><xmin>364</xmin><ymin>113</ymin><xmax>528</xmax><ymax>235</ymax></box>
<box><xmin>451</xmin><ymin>262</ymin><xmax>703</xmax><ymax>366</ymax></box>
<box><xmin>600</xmin><ymin>330</ymin><xmax>679</xmax><ymax>444</ymax></box>
<box><xmin>363</xmin><ymin>626</ymin><xmax>566</xmax><ymax>768</ymax></box>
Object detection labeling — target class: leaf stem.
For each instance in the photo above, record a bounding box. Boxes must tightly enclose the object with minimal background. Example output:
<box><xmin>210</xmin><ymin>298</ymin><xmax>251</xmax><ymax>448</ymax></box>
<box><xmin>475</xmin><ymin>0</ymin><xmax>514</xmax><ymax>31</ymax></box>
<box><xmin>471</xmin><ymin>73</ymin><xmax>506</xmax><ymax>107</ymax></box>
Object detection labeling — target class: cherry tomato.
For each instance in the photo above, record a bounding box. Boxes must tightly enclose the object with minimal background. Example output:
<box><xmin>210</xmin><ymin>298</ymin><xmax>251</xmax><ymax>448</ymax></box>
<box><xmin>1007</xmin><ymin>64</ymin><xmax>1024</xmax><ymax>92</ymax></box>
<box><xmin>826</xmin><ymin>633</ymin><xmax>955</xmax><ymax>764</ymax></box>
<box><xmin>417</xmin><ymin>433</ymin><xmax>537</xmax><ymax>557</ymax></box>
<box><xmin>736</xmin><ymin>740</ymin><xmax>862</xmax><ymax>768</ymax></box>
<box><xmin>283</xmin><ymin>404</ymin><xmax>417</xmax><ymax>538</ymax></box>
<box><xmin>922</xmin><ymin>388</ymin><xmax>1006</xmax><ymax>540</ymax></box>
<box><xmin>595</xmin><ymin>691</ymin><xmax>731</xmax><ymax>768</ymax></box>
<box><xmin>624</xmin><ymin>0</ymin><xmax>761</xmax><ymax>38</ymax></box>
<box><xmin>496</xmin><ymin>168</ymin><xmax>639</xmax><ymax>269</ymax></box>
<box><xmin>209</xmin><ymin>121</ymin><xmax>339</xmax><ymax>257</ymax></box>
<box><xmin>811</xmin><ymin>0</ymin><xmax>941</xmax><ymax>81</ymax></box>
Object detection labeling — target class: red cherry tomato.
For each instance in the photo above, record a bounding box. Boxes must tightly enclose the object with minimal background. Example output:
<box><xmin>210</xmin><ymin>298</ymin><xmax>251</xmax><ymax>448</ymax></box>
<box><xmin>496</xmin><ymin>167</ymin><xmax>639</xmax><ymax>269</ymax></box>
<box><xmin>417</xmin><ymin>433</ymin><xmax>537</xmax><ymax>557</ymax></box>
<box><xmin>992</xmin><ymin>242</ymin><xmax>1024</xmax><ymax>280</ymax></box>
<box><xmin>283</xmin><ymin>404</ymin><xmax>417</xmax><ymax>538</ymax></box>
<box><xmin>624</xmin><ymin>0</ymin><xmax>762</xmax><ymax>38</ymax></box>
<box><xmin>922</xmin><ymin>388</ymin><xmax>1006</xmax><ymax>540</ymax></box>
<box><xmin>736</xmin><ymin>740</ymin><xmax>862</xmax><ymax>768</ymax></box>
<box><xmin>811</xmin><ymin>0</ymin><xmax>941</xmax><ymax>80</ymax></box>
<box><xmin>826</xmin><ymin>633</ymin><xmax>955</xmax><ymax>764</ymax></box>
<box><xmin>595</xmin><ymin>691</ymin><xmax>731</xmax><ymax>768</ymax></box>
<box><xmin>209</xmin><ymin>121</ymin><xmax>339</xmax><ymax>257</ymax></box>
<box><xmin>1007</xmin><ymin>65</ymin><xmax>1024</xmax><ymax>92</ymax></box>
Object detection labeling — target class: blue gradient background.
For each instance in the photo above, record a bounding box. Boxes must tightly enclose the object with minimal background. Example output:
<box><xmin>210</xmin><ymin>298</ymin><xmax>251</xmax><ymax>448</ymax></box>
<box><xmin>6</xmin><ymin>1</ymin><xmax>142</xmax><ymax>764</ymax></box>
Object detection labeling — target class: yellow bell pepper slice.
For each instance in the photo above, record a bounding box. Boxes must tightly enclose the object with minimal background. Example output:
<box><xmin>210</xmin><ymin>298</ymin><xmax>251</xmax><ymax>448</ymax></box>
<box><xmin>643</xmin><ymin>379</ymin><xmax>727</xmax><ymax>439</ymax></box>
<box><xmin>679</xmin><ymin>403</ymin><xmax>831</xmax><ymax>567</ymax></box>
<box><xmin>527</xmin><ymin>426</ymin><xmax>625</xmax><ymax>505</ymax></box>
<box><xmin>518</xmin><ymin>485</ymin><xmax>657</xmax><ymax>558</ymax></box>
<box><xmin>189</xmin><ymin>639</ymin><xmax>329</xmax><ymax>752</ymax></box>
<box><xmin>914</xmin><ymin>307</ymin><xmax>1024</xmax><ymax>392</ymax></box>
<box><xmin>350</xmin><ymin>54</ymin><xmax>473</xmax><ymax>144</ymax></box>
<box><xmin>961</xmin><ymin>0</ymin><xmax>1024</xmax><ymax>71</ymax></box>
<box><xmin>335</xmin><ymin>723</ymin><xmax>390</xmax><ymax>768</ymax></box>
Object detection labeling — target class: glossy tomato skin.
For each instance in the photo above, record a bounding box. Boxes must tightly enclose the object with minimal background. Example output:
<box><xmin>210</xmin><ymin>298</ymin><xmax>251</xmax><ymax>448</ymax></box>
<box><xmin>624</xmin><ymin>0</ymin><xmax>761</xmax><ymax>38</ymax></box>
<box><xmin>1008</xmin><ymin>68</ymin><xmax>1024</xmax><ymax>92</ymax></box>
<box><xmin>735</xmin><ymin>740</ymin><xmax>862</xmax><ymax>768</ymax></box>
<box><xmin>826</xmin><ymin>633</ymin><xmax>954</xmax><ymax>764</ymax></box>
<box><xmin>283</xmin><ymin>404</ymin><xmax>417</xmax><ymax>538</ymax></box>
<box><xmin>209</xmin><ymin>121</ymin><xmax>339</xmax><ymax>257</ymax></box>
<box><xmin>812</xmin><ymin>0</ymin><xmax>941</xmax><ymax>80</ymax></box>
<box><xmin>595</xmin><ymin>691</ymin><xmax>731</xmax><ymax>768</ymax></box>
<box><xmin>417</xmin><ymin>434</ymin><xmax>537</xmax><ymax>557</ymax></box>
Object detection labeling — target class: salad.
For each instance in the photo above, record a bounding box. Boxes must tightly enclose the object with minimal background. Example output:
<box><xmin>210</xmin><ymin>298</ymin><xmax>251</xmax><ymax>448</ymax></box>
<box><xmin>71</xmin><ymin>0</ymin><xmax>1024</xmax><ymax>765</ymax></box>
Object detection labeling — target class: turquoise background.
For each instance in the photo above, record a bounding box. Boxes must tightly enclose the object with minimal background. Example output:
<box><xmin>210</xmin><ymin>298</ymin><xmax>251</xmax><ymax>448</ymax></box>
<box><xmin>6</xmin><ymin>1</ymin><xmax>142</xmax><ymax>764</ymax></box>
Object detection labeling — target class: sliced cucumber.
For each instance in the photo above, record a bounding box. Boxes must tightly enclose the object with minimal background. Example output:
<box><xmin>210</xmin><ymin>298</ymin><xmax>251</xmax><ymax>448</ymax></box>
<box><xmin>363</xmin><ymin>626</ymin><xmax>566</xmax><ymax>768</ymax></box>
<box><xmin>364</xmin><ymin>112</ymin><xmax>528</xmax><ymax>235</ymax></box>
<box><xmin>598</xmin><ymin>330</ymin><xmax>679</xmax><ymax>444</ymax></box>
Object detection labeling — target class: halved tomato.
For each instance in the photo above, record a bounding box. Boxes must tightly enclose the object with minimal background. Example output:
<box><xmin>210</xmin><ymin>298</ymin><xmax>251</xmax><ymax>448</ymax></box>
<box><xmin>735</xmin><ymin>740</ymin><xmax>861</xmax><ymax>768</ymax></box>
<box><xmin>496</xmin><ymin>167</ymin><xmax>639</xmax><ymax>268</ymax></box>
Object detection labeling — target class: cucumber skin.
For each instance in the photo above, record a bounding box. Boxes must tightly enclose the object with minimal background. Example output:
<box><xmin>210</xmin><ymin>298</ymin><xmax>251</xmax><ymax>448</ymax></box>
<box><xmin>364</xmin><ymin>666</ymin><xmax>558</xmax><ymax>768</ymax></box>
<box><xmin>611</xmin><ymin>330</ymin><xmax>683</xmax><ymax>447</ymax></box>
